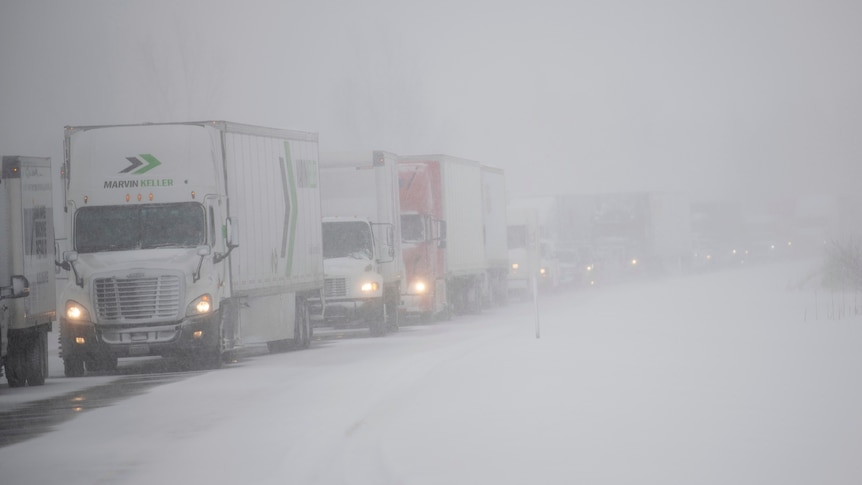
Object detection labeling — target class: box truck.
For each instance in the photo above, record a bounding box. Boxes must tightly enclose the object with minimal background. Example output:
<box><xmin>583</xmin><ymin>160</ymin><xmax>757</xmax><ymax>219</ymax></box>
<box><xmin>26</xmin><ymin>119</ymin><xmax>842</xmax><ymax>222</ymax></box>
<box><xmin>58</xmin><ymin>121</ymin><xmax>323</xmax><ymax>376</ymax></box>
<box><xmin>1</xmin><ymin>156</ymin><xmax>56</xmax><ymax>387</ymax></box>
<box><xmin>398</xmin><ymin>155</ymin><xmax>506</xmax><ymax>318</ymax></box>
<box><xmin>313</xmin><ymin>150</ymin><xmax>403</xmax><ymax>336</ymax></box>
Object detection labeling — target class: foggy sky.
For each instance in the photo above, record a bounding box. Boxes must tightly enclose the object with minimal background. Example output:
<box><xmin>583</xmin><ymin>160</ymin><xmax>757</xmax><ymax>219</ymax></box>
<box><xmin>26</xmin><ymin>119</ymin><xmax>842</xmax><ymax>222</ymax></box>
<box><xmin>2</xmin><ymin>0</ymin><xmax>861</xmax><ymax>205</ymax></box>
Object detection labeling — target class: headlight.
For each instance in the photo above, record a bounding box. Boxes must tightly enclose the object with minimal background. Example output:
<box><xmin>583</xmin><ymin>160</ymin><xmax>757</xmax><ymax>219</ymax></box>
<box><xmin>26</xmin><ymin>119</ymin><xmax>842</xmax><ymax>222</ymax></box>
<box><xmin>65</xmin><ymin>300</ymin><xmax>91</xmax><ymax>322</ymax></box>
<box><xmin>539</xmin><ymin>267</ymin><xmax>547</xmax><ymax>275</ymax></box>
<box><xmin>360</xmin><ymin>282</ymin><xmax>379</xmax><ymax>293</ymax></box>
<box><xmin>413</xmin><ymin>280</ymin><xmax>427</xmax><ymax>293</ymax></box>
<box><xmin>186</xmin><ymin>294</ymin><xmax>212</xmax><ymax>317</ymax></box>
<box><xmin>511</xmin><ymin>263</ymin><xmax>519</xmax><ymax>270</ymax></box>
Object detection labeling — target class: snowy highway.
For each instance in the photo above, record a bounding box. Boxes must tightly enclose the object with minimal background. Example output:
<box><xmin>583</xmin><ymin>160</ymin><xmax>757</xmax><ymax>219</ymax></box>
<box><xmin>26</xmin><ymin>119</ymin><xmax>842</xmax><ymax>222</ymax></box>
<box><xmin>1</xmin><ymin>260</ymin><xmax>860</xmax><ymax>485</ymax></box>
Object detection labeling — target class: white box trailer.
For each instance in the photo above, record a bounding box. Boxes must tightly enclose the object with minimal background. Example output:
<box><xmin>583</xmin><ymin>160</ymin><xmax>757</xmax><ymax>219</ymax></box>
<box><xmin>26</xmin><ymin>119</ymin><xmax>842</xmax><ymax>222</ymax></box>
<box><xmin>0</xmin><ymin>156</ymin><xmax>56</xmax><ymax>387</ymax></box>
<box><xmin>316</xmin><ymin>150</ymin><xmax>403</xmax><ymax>335</ymax></box>
<box><xmin>59</xmin><ymin>121</ymin><xmax>323</xmax><ymax>375</ymax></box>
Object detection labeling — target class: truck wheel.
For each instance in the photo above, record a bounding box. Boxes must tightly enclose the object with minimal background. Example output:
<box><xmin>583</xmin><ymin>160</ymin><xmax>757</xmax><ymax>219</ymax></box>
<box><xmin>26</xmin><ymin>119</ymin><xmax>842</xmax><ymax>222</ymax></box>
<box><xmin>4</xmin><ymin>345</ymin><xmax>26</xmax><ymax>387</ymax></box>
<box><xmin>4</xmin><ymin>331</ymin><xmax>40</xmax><ymax>387</ymax></box>
<box><xmin>368</xmin><ymin>301</ymin><xmax>386</xmax><ymax>337</ymax></box>
<box><xmin>267</xmin><ymin>339</ymin><xmax>291</xmax><ymax>353</ymax></box>
<box><xmin>64</xmin><ymin>356</ymin><xmax>85</xmax><ymax>377</ymax></box>
<box><xmin>386</xmin><ymin>302</ymin><xmax>399</xmax><ymax>332</ymax></box>
<box><xmin>85</xmin><ymin>354</ymin><xmax>118</xmax><ymax>373</ymax></box>
<box><xmin>196</xmin><ymin>348</ymin><xmax>223</xmax><ymax>370</ymax></box>
<box><xmin>295</xmin><ymin>300</ymin><xmax>311</xmax><ymax>349</ymax></box>
<box><xmin>25</xmin><ymin>332</ymin><xmax>46</xmax><ymax>386</ymax></box>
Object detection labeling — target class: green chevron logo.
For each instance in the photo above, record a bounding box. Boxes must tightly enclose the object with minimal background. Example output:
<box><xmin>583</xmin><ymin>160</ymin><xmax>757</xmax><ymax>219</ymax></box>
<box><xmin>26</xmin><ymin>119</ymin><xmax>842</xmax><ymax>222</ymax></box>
<box><xmin>122</xmin><ymin>154</ymin><xmax>162</xmax><ymax>174</ymax></box>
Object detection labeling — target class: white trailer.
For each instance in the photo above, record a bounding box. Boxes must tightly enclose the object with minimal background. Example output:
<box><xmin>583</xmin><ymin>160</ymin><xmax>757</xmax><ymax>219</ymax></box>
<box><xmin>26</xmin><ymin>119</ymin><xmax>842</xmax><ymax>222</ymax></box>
<box><xmin>315</xmin><ymin>150</ymin><xmax>403</xmax><ymax>336</ymax></box>
<box><xmin>58</xmin><ymin>121</ymin><xmax>323</xmax><ymax>375</ymax></box>
<box><xmin>0</xmin><ymin>156</ymin><xmax>56</xmax><ymax>387</ymax></box>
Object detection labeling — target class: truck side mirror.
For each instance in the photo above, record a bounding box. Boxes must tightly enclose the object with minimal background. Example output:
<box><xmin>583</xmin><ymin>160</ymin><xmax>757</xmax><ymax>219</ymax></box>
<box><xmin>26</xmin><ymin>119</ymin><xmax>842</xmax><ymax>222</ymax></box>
<box><xmin>436</xmin><ymin>220</ymin><xmax>447</xmax><ymax>248</ymax></box>
<box><xmin>10</xmin><ymin>275</ymin><xmax>30</xmax><ymax>298</ymax></box>
<box><xmin>225</xmin><ymin>217</ymin><xmax>239</xmax><ymax>248</ymax></box>
<box><xmin>214</xmin><ymin>218</ymin><xmax>239</xmax><ymax>264</ymax></box>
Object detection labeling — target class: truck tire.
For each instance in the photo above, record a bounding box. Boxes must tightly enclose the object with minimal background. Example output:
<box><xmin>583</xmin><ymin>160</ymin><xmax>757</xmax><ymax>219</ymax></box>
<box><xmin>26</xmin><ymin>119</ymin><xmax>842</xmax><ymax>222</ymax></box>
<box><xmin>368</xmin><ymin>301</ymin><xmax>386</xmax><ymax>337</ymax></box>
<box><xmin>25</xmin><ymin>331</ymin><xmax>46</xmax><ymax>386</ymax></box>
<box><xmin>64</xmin><ymin>356</ymin><xmax>85</xmax><ymax>377</ymax></box>
<box><xmin>386</xmin><ymin>302</ymin><xmax>399</xmax><ymax>332</ymax></box>
<box><xmin>295</xmin><ymin>299</ymin><xmax>312</xmax><ymax>349</ymax></box>
<box><xmin>194</xmin><ymin>348</ymin><xmax>223</xmax><ymax>370</ymax></box>
<box><xmin>4</xmin><ymin>343</ymin><xmax>26</xmax><ymax>387</ymax></box>
<box><xmin>85</xmin><ymin>354</ymin><xmax>118</xmax><ymax>373</ymax></box>
<box><xmin>4</xmin><ymin>330</ymin><xmax>46</xmax><ymax>386</ymax></box>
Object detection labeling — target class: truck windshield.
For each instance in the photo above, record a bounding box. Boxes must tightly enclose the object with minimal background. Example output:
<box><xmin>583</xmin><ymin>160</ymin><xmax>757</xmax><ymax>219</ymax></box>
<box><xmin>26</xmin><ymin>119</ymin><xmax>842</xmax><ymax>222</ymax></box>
<box><xmin>401</xmin><ymin>214</ymin><xmax>425</xmax><ymax>243</ymax></box>
<box><xmin>322</xmin><ymin>221</ymin><xmax>373</xmax><ymax>260</ymax></box>
<box><xmin>75</xmin><ymin>202</ymin><xmax>206</xmax><ymax>253</ymax></box>
<box><xmin>508</xmin><ymin>225</ymin><xmax>527</xmax><ymax>249</ymax></box>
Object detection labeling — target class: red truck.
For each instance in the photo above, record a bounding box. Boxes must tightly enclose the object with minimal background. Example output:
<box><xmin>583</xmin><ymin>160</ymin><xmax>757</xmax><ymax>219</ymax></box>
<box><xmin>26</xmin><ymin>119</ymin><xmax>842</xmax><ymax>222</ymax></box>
<box><xmin>398</xmin><ymin>155</ymin><xmax>507</xmax><ymax>320</ymax></box>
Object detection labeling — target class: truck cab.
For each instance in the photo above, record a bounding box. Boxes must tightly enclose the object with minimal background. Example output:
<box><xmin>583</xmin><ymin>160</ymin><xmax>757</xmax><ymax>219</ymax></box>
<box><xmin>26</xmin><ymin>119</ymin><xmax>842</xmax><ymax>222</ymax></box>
<box><xmin>314</xmin><ymin>151</ymin><xmax>403</xmax><ymax>336</ymax></box>
<box><xmin>312</xmin><ymin>216</ymin><xmax>394</xmax><ymax>334</ymax></box>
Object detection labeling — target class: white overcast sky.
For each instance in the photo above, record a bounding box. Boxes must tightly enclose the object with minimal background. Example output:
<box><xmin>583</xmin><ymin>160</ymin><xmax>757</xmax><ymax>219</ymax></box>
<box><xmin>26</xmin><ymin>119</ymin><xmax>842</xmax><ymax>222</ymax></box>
<box><xmin>1</xmin><ymin>0</ymin><xmax>861</xmax><ymax>204</ymax></box>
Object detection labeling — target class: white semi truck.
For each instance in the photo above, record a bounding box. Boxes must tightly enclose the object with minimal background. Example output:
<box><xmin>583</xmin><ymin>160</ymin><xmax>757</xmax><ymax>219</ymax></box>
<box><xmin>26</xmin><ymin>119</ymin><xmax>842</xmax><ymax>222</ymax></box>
<box><xmin>314</xmin><ymin>151</ymin><xmax>403</xmax><ymax>336</ymax></box>
<box><xmin>58</xmin><ymin>121</ymin><xmax>323</xmax><ymax>376</ymax></box>
<box><xmin>0</xmin><ymin>156</ymin><xmax>56</xmax><ymax>387</ymax></box>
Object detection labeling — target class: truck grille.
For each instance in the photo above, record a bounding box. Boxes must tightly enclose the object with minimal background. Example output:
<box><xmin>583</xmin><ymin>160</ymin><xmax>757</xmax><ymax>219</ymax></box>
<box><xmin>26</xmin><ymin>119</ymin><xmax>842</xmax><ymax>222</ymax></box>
<box><xmin>94</xmin><ymin>275</ymin><xmax>181</xmax><ymax>322</ymax></box>
<box><xmin>324</xmin><ymin>277</ymin><xmax>347</xmax><ymax>298</ymax></box>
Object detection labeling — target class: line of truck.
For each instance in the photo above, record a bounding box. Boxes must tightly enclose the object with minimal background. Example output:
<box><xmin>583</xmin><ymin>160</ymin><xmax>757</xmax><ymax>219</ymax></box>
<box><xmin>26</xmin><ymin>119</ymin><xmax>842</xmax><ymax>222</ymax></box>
<box><xmin>1</xmin><ymin>121</ymin><xmax>518</xmax><ymax>383</ymax></box>
<box><xmin>2</xmin><ymin>120</ymin><xmax>696</xmax><ymax>385</ymax></box>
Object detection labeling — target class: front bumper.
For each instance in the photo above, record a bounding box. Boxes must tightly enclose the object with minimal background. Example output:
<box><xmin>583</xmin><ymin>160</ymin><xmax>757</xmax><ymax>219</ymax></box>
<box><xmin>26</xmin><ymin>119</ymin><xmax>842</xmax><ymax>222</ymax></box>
<box><xmin>59</xmin><ymin>312</ymin><xmax>220</xmax><ymax>359</ymax></box>
<box><xmin>309</xmin><ymin>298</ymin><xmax>381</xmax><ymax>325</ymax></box>
<box><xmin>399</xmin><ymin>292</ymin><xmax>434</xmax><ymax>315</ymax></box>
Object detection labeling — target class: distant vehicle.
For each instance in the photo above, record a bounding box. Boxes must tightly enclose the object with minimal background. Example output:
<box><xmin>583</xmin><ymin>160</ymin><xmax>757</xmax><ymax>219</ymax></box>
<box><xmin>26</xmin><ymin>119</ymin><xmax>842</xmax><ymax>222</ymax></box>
<box><xmin>58</xmin><ymin>121</ymin><xmax>323</xmax><ymax>376</ymax></box>
<box><xmin>313</xmin><ymin>151</ymin><xmax>403</xmax><ymax>336</ymax></box>
<box><xmin>508</xmin><ymin>195</ymin><xmax>563</xmax><ymax>289</ymax></box>
<box><xmin>516</xmin><ymin>191</ymin><xmax>693</xmax><ymax>284</ymax></box>
<box><xmin>506</xmin><ymin>206</ymin><xmax>540</xmax><ymax>298</ymax></box>
<box><xmin>398</xmin><ymin>155</ymin><xmax>507</xmax><ymax>319</ymax></box>
<box><xmin>0</xmin><ymin>156</ymin><xmax>56</xmax><ymax>387</ymax></box>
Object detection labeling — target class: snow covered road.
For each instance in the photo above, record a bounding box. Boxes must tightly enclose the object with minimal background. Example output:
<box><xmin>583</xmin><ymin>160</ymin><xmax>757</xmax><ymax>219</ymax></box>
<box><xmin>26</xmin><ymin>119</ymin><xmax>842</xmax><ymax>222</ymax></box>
<box><xmin>1</xmin><ymin>260</ymin><xmax>860</xmax><ymax>484</ymax></box>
